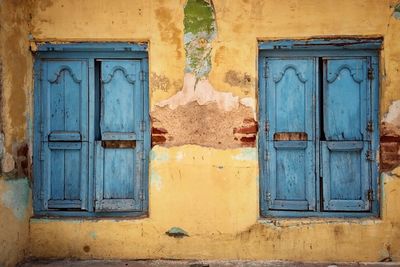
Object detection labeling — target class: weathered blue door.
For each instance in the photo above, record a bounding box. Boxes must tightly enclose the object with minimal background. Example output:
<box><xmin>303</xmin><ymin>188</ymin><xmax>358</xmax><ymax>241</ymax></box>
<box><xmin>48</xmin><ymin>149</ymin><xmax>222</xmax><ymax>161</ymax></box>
<box><xmin>321</xmin><ymin>58</ymin><xmax>371</xmax><ymax>211</ymax></box>
<box><xmin>94</xmin><ymin>60</ymin><xmax>144</xmax><ymax>212</ymax></box>
<box><xmin>40</xmin><ymin>60</ymin><xmax>89</xmax><ymax>210</ymax></box>
<box><xmin>264</xmin><ymin>58</ymin><xmax>316</xmax><ymax>211</ymax></box>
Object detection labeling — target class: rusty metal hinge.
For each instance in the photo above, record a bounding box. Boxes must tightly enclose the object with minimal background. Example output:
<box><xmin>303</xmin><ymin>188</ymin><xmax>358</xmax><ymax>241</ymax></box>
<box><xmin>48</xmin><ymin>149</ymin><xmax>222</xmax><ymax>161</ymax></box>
<box><xmin>366</xmin><ymin>149</ymin><xmax>374</xmax><ymax>161</ymax></box>
<box><xmin>367</xmin><ymin>189</ymin><xmax>374</xmax><ymax>201</ymax></box>
<box><xmin>367</xmin><ymin>121</ymin><xmax>373</xmax><ymax>132</ymax></box>
<box><xmin>368</xmin><ymin>68</ymin><xmax>374</xmax><ymax>80</ymax></box>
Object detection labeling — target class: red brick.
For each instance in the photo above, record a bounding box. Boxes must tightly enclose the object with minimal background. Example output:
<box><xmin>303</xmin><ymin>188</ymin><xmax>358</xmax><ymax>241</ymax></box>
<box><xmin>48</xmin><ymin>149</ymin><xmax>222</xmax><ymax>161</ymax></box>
<box><xmin>233</xmin><ymin>124</ymin><xmax>258</xmax><ymax>134</ymax></box>
<box><xmin>152</xmin><ymin>127</ymin><xmax>168</xmax><ymax>134</ymax></box>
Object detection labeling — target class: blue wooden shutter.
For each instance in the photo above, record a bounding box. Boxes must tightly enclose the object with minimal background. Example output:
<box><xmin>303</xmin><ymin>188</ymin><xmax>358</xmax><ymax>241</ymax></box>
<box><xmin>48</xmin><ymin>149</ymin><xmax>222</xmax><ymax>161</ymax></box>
<box><xmin>264</xmin><ymin>58</ymin><xmax>316</xmax><ymax>211</ymax></box>
<box><xmin>40</xmin><ymin>60</ymin><xmax>89</xmax><ymax>210</ymax></box>
<box><xmin>321</xmin><ymin>58</ymin><xmax>371</xmax><ymax>211</ymax></box>
<box><xmin>94</xmin><ymin>60</ymin><xmax>144</xmax><ymax>212</ymax></box>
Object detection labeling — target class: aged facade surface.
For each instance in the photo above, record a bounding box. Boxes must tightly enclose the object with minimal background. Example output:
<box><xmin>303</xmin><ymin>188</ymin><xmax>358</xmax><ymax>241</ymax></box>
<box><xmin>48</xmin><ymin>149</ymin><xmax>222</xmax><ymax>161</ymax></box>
<box><xmin>1</xmin><ymin>0</ymin><xmax>400</xmax><ymax>266</ymax></box>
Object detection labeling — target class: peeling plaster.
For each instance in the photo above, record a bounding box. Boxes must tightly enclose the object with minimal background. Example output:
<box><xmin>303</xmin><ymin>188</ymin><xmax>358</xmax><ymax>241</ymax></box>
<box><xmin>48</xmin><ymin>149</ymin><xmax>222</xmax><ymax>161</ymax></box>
<box><xmin>184</xmin><ymin>0</ymin><xmax>216</xmax><ymax>80</ymax></box>
<box><xmin>383</xmin><ymin>100</ymin><xmax>400</xmax><ymax>126</ymax></box>
<box><xmin>152</xmin><ymin>101</ymin><xmax>255</xmax><ymax>149</ymax></box>
<box><xmin>157</xmin><ymin>73</ymin><xmax>239</xmax><ymax>111</ymax></box>
<box><xmin>152</xmin><ymin>0</ymin><xmax>257</xmax><ymax>149</ymax></box>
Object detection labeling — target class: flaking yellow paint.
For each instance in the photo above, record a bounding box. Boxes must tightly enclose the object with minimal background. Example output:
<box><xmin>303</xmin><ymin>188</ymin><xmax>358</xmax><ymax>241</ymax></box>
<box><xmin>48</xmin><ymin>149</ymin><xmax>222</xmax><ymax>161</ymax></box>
<box><xmin>1</xmin><ymin>0</ymin><xmax>400</xmax><ymax>263</ymax></box>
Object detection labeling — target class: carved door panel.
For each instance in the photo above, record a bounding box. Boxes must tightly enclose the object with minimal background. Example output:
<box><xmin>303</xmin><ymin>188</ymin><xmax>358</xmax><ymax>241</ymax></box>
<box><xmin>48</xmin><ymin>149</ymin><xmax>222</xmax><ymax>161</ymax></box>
<box><xmin>264</xmin><ymin>58</ymin><xmax>316</xmax><ymax>211</ymax></box>
<box><xmin>94</xmin><ymin>60</ymin><xmax>144</xmax><ymax>212</ymax></box>
<box><xmin>40</xmin><ymin>60</ymin><xmax>89</xmax><ymax>210</ymax></box>
<box><xmin>321</xmin><ymin>58</ymin><xmax>371</xmax><ymax>211</ymax></box>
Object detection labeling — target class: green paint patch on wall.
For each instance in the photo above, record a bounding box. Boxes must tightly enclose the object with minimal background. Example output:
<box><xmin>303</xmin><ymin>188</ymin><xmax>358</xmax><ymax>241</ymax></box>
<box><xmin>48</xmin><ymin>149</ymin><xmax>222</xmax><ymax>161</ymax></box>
<box><xmin>184</xmin><ymin>0</ymin><xmax>215</xmax><ymax>35</ymax></box>
<box><xmin>0</xmin><ymin>178</ymin><xmax>30</xmax><ymax>220</ymax></box>
<box><xmin>184</xmin><ymin>0</ymin><xmax>216</xmax><ymax>80</ymax></box>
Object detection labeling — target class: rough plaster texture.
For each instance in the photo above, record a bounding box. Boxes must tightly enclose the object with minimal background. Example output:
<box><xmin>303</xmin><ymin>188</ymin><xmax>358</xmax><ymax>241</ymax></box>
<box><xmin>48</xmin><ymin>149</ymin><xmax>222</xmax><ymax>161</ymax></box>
<box><xmin>0</xmin><ymin>0</ymin><xmax>399</xmax><ymax>264</ymax></box>
<box><xmin>0</xmin><ymin>1</ymin><xmax>33</xmax><ymax>266</ymax></box>
<box><xmin>153</xmin><ymin>0</ymin><xmax>257</xmax><ymax>149</ymax></box>
<box><xmin>152</xmin><ymin>101</ymin><xmax>256</xmax><ymax>148</ymax></box>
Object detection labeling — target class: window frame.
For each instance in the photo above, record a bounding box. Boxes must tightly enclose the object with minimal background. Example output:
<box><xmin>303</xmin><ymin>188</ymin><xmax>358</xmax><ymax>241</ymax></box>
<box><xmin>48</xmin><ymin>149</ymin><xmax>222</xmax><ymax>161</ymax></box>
<box><xmin>258</xmin><ymin>39</ymin><xmax>381</xmax><ymax>218</ymax></box>
<box><xmin>33</xmin><ymin>43</ymin><xmax>150</xmax><ymax>217</ymax></box>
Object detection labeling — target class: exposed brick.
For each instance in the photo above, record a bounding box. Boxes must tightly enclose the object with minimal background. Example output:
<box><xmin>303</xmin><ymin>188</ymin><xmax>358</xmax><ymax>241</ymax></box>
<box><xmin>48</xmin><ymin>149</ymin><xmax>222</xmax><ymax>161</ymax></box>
<box><xmin>152</xmin><ymin>127</ymin><xmax>168</xmax><ymax>134</ymax></box>
<box><xmin>381</xmin><ymin>142</ymin><xmax>399</xmax><ymax>152</ymax></box>
<box><xmin>380</xmin><ymin>136</ymin><xmax>400</xmax><ymax>142</ymax></box>
<box><xmin>152</xmin><ymin>135</ymin><xmax>167</xmax><ymax>146</ymax></box>
<box><xmin>233</xmin><ymin>124</ymin><xmax>258</xmax><ymax>134</ymax></box>
<box><xmin>380</xmin><ymin>140</ymin><xmax>400</xmax><ymax>172</ymax></box>
<box><xmin>240</xmin><ymin>136</ymin><xmax>256</xmax><ymax>143</ymax></box>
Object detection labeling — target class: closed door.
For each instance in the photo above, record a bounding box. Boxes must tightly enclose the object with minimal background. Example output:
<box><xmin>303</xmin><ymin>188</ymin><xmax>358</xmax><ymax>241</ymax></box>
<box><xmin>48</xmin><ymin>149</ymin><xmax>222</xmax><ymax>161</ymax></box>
<box><xmin>94</xmin><ymin>60</ymin><xmax>145</xmax><ymax>212</ymax></box>
<box><xmin>264</xmin><ymin>57</ymin><xmax>317</xmax><ymax>211</ymax></box>
<box><xmin>40</xmin><ymin>59</ymin><xmax>89</xmax><ymax>210</ymax></box>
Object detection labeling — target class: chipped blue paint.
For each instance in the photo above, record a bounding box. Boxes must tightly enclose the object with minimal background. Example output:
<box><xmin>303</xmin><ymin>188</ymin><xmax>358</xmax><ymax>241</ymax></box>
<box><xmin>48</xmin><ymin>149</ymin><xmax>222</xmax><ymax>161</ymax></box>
<box><xmin>233</xmin><ymin>148</ymin><xmax>257</xmax><ymax>161</ymax></box>
<box><xmin>150</xmin><ymin>149</ymin><xmax>169</xmax><ymax>163</ymax></box>
<box><xmin>258</xmin><ymin>39</ymin><xmax>381</xmax><ymax>218</ymax></box>
<box><xmin>1</xmin><ymin>178</ymin><xmax>30</xmax><ymax>220</ymax></box>
<box><xmin>34</xmin><ymin>43</ymin><xmax>150</xmax><ymax>217</ymax></box>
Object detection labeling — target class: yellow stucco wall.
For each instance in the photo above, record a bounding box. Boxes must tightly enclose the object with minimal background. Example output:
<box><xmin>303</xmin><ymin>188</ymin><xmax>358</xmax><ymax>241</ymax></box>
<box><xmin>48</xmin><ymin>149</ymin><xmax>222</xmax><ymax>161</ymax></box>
<box><xmin>1</xmin><ymin>0</ymin><xmax>400</xmax><ymax>264</ymax></box>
